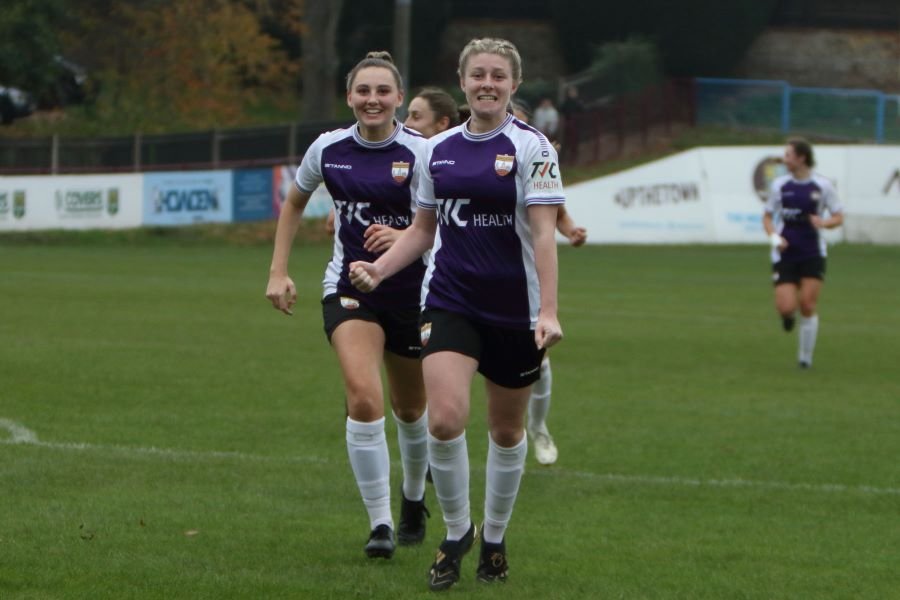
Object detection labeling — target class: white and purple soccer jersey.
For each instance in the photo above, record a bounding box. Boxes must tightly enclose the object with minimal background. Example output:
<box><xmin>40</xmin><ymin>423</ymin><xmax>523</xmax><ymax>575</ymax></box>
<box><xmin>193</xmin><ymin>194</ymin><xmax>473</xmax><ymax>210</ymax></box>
<box><xmin>295</xmin><ymin>122</ymin><xmax>428</xmax><ymax>310</ymax></box>
<box><xmin>417</xmin><ymin>114</ymin><xmax>565</xmax><ymax>330</ymax></box>
<box><xmin>766</xmin><ymin>173</ymin><xmax>843</xmax><ymax>263</ymax></box>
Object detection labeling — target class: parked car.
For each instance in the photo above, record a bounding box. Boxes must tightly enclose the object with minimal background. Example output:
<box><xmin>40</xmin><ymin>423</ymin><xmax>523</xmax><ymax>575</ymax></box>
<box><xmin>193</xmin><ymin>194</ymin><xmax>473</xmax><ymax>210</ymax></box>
<box><xmin>0</xmin><ymin>85</ymin><xmax>35</xmax><ymax>125</ymax></box>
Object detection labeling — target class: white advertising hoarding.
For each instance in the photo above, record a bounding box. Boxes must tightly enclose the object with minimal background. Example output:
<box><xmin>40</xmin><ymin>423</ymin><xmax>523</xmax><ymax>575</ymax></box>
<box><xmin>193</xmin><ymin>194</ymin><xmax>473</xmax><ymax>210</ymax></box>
<box><xmin>565</xmin><ymin>150</ymin><xmax>714</xmax><ymax>243</ymax></box>
<box><xmin>0</xmin><ymin>174</ymin><xmax>143</xmax><ymax>231</ymax></box>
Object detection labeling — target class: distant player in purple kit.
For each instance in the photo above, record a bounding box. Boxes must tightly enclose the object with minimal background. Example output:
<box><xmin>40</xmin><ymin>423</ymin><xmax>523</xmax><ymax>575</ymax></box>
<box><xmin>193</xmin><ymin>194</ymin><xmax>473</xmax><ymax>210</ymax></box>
<box><xmin>349</xmin><ymin>38</ymin><xmax>564</xmax><ymax>590</ymax></box>
<box><xmin>763</xmin><ymin>138</ymin><xmax>843</xmax><ymax>368</ymax></box>
<box><xmin>265</xmin><ymin>51</ymin><xmax>430</xmax><ymax>559</ymax></box>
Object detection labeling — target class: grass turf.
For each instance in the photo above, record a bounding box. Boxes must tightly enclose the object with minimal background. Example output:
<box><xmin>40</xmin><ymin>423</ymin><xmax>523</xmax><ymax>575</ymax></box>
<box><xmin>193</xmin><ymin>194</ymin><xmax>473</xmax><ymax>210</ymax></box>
<box><xmin>1</xmin><ymin>234</ymin><xmax>898</xmax><ymax>599</ymax></box>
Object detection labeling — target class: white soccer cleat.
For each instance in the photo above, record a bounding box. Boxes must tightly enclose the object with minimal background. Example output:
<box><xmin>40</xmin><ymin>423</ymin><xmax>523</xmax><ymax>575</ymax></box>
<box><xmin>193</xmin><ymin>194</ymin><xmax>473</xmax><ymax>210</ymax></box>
<box><xmin>529</xmin><ymin>428</ymin><xmax>558</xmax><ymax>465</ymax></box>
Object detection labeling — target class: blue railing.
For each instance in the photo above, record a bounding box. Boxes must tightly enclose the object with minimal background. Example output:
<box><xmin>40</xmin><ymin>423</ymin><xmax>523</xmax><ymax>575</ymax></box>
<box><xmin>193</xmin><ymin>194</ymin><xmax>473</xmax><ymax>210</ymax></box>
<box><xmin>696</xmin><ymin>77</ymin><xmax>899</xmax><ymax>143</ymax></box>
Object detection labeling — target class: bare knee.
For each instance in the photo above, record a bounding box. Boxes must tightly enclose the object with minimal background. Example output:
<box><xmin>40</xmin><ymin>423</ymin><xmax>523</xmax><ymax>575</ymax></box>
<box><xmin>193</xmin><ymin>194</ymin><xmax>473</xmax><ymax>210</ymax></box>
<box><xmin>344</xmin><ymin>382</ymin><xmax>383</xmax><ymax>422</ymax></box>
<box><xmin>489</xmin><ymin>426</ymin><xmax>525</xmax><ymax>447</ymax></box>
<box><xmin>393</xmin><ymin>404</ymin><xmax>425</xmax><ymax>423</ymax></box>
<box><xmin>427</xmin><ymin>403</ymin><xmax>466</xmax><ymax>440</ymax></box>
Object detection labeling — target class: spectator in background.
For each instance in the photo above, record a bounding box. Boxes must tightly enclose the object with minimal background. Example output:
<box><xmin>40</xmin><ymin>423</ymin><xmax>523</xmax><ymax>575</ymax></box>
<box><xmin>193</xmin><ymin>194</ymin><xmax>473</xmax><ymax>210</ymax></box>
<box><xmin>266</xmin><ymin>51</ymin><xmax>431</xmax><ymax>560</ymax></box>
<box><xmin>559</xmin><ymin>85</ymin><xmax>584</xmax><ymax>118</ymax></box>
<box><xmin>763</xmin><ymin>138</ymin><xmax>843</xmax><ymax>369</ymax></box>
<box><xmin>558</xmin><ymin>86</ymin><xmax>585</xmax><ymax>161</ymax></box>
<box><xmin>532</xmin><ymin>97</ymin><xmax>560</xmax><ymax>140</ymax></box>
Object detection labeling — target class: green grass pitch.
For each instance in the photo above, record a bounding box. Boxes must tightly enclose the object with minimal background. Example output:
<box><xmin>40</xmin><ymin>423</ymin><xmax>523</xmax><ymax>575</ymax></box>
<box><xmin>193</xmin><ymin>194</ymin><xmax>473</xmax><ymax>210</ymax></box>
<box><xmin>1</xmin><ymin>234</ymin><xmax>898</xmax><ymax>599</ymax></box>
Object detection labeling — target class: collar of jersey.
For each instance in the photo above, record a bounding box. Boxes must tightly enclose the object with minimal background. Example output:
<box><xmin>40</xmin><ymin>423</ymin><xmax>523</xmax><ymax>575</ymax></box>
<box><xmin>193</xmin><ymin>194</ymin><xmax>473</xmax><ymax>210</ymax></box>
<box><xmin>352</xmin><ymin>120</ymin><xmax>402</xmax><ymax>149</ymax></box>
<box><xmin>462</xmin><ymin>114</ymin><xmax>513</xmax><ymax>142</ymax></box>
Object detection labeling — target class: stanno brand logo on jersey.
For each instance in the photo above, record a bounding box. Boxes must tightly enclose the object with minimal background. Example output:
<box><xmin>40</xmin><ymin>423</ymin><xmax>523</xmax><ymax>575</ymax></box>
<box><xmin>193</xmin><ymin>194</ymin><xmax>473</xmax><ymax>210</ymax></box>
<box><xmin>324</xmin><ymin>163</ymin><xmax>352</xmax><ymax>170</ymax></box>
<box><xmin>495</xmin><ymin>154</ymin><xmax>514</xmax><ymax>176</ymax></box>
<box><xmin>391</xmin><ymin>161</ymin><xmax>410</xmax><ymax>183</ymax></box>
<box><xmin>432</xmin><ymin>159</ymin><xmax>455</xmax><ymax>167</ymax></box>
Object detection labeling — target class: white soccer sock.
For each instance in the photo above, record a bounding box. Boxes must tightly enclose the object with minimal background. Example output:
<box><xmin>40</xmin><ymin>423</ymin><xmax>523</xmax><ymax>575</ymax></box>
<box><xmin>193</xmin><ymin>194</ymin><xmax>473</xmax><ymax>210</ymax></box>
<box><xmin>428</xmin><ymin>431</ymin><xmax>470</xmax><ymax>541</ymax></box>
<box><xmin>483</xmin><ymin>433</ymin><xmax>527</xmax><ymax>544</ymax></box>
<box><xmin>346</xmin><ymin>417</ymin><xmax>392</xmax><ymax>530</ymax></box>
<box><xmin>393</xmin><ymin>410</ymin><xmax>428</xmax><ymax>502</ymax></box>
<box><xmin>798</xmin><ymin>314</ymin><xmax>819</xmax><ymax>365</ymax></box>
<box><xmin>528</xmin><ymin>357</ymin><xmax>553</xmax><ymax>434</ymax></box>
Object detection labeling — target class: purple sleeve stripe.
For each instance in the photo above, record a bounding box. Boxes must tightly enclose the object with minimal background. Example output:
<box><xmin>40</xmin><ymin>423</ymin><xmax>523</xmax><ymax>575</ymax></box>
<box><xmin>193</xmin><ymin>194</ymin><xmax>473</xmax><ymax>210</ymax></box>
<box><xmin>526</xmin><ymin>197</ymin><xmax>565</xmax><ymax>205</ymax></box>
<box><xmin>295</xmin><ymin>180</ymin><xmax>316</xmax><ymax>194</ymax></box>
<box><xmin>416</xmin><ymin>200</ymin><xmax>437</xmax><ymax>209</ymax></box>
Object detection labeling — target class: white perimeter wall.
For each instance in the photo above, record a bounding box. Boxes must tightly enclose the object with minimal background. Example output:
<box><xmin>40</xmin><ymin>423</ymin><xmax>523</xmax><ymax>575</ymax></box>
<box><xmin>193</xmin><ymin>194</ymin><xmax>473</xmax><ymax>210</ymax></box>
<box><xmin>564</xmin><ymin>145</ymin><xmax>900</xmax><ymax>245</ymax></box>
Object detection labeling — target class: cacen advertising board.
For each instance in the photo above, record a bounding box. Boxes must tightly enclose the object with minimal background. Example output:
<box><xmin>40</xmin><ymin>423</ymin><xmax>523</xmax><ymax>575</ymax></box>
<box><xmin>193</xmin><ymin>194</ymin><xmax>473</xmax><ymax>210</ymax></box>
<box><xmin>143</xmin><ymin>171</ymin><xmax>232</xmax><ymax>226</ymax></box>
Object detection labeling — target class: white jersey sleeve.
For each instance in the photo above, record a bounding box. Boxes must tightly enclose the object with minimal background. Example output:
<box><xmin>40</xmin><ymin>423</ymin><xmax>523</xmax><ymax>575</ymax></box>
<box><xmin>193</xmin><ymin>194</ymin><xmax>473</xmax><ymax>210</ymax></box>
<box><xmin>815</xmin><ymin>174</ymin><xmax>843</xmax><ymax>215</ymax></box>
<box><xmin>415</xmin><ymin>142</ymin><xmax>437</xmax><ymax>210</ymax></box>
<box><xmin>294</xmin><ymin>132</ymin><xmax>332</xmax><ymax>193</ymax></box>
<box><xmin>519</xmin><ymin>132</ymin><xmax>564</xmax><ymax>206</ymax></box>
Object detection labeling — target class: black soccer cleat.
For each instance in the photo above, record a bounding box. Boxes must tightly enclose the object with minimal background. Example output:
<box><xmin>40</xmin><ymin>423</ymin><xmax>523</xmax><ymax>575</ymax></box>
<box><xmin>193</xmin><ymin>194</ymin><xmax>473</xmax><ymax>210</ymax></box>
<box><xmin>476</xmin><ymin>538</ymin><xmax>509</xmax><ymax>584</ymax></box>
<box><xmin>782</xmin><ymin>316</ymin><xmax>796</xmax><ymax>332</ymax></box>
<box><xmin>798</xmin><ymin>360</ymin><xmax>811</xmax><ymax>369</ymax></box>
<box><xmin>397</xmin><ymin>492</ymin><xmax>430</xmax><ymax>546</ymax></box>
<box><xmin>364</xmin><ymin>524</ymin><xmax>395</xmax><ymax>559</ymax></box>
<box><xmin>428</xmin><ymin>522</ymin><xmax>477</xmax><ymax>591</ymax></box>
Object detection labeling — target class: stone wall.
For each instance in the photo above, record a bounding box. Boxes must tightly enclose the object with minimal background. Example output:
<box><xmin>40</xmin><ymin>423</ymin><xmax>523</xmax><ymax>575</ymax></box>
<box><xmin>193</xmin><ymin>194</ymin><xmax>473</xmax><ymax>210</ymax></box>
<box><xmin>435</xmin><ymin>19</ymin><xmax>567</xmax><ymax>85</ymax></box>
<box><xmin>735</xmin><ymin>27</ymin><xmax>900</xmax><ymax>92</ymax></box>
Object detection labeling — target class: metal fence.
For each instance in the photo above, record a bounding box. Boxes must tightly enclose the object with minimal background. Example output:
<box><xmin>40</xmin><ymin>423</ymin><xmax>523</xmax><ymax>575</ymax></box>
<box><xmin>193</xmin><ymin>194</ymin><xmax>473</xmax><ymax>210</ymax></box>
<box><xmin>558</xmin><ymin>79</ymin><xmax>696</xmax><ymax>165</ymax></box>
<box><xmin>0</xmin><ymin>120</ymin><xmax>349</xmax><ymax>175</ymax></box>
<box><xmin>696</xmin><ymin>77</ymin><xmax>900</xmax><ymax>143</ymax></box>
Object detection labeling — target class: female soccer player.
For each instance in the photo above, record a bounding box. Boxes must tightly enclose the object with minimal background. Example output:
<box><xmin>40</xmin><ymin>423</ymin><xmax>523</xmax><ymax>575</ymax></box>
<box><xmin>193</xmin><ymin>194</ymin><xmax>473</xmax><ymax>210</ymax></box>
<box><xmin>763</xmin><ymin>138</ymin><xmax>843</xmax><ymax>368</ymax></box>
<box><xmin>349</xmin><ymin>38</ymin><xmax>564</xmax><ymax>590</ymax></box>
<box><xmin>510</xmin><ymin>98</ymin><xmax>586</xmax><ymax>465</ymax></box>
<box><xmin>324</xmin><ymin>86</ymin><xmax>459</xmax><ymax>235</ymax></box>
<box><xmin>265</xmin><ymin>51</ymin><xmax>430</xmax><ymax>559</ymax></box>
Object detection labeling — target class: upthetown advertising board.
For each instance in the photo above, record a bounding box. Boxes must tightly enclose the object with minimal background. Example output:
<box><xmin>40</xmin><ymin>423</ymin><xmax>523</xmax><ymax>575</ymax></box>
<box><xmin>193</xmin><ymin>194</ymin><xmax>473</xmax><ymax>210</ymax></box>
<box><xmin>565</xmin><ymin>151</ymin><xmax>714</xmax><ymax>243</ymax></box>
<box><xmin>564</xmin><ymin>145</ymin><xmax>899</xmax><ymax>245</ymax></box>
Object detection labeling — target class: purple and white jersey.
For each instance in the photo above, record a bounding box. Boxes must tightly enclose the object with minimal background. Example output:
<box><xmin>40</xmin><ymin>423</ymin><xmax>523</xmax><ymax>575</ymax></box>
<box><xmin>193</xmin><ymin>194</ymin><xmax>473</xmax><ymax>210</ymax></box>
<box><xmin>765</xmin><ymin>173</ymin><xmax>842</xmax><ymax>263</ymax></box>
<box><xmin>417</xmin><ymin>114</ymin><xmax>565</xmax><ymax>330</ymax></box>
<box><xmin>296</xmin><ymin>122</ymin><xmax>427</xmax><ymax>309</ymax></box>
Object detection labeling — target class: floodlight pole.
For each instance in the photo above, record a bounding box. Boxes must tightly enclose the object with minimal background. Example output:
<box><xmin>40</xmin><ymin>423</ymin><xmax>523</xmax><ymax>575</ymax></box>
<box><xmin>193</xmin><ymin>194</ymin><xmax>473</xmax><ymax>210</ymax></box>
<box><xmin>393</xmin><ymin>0</ymin><xmax>412</xmax><ymax>120</ymax></box>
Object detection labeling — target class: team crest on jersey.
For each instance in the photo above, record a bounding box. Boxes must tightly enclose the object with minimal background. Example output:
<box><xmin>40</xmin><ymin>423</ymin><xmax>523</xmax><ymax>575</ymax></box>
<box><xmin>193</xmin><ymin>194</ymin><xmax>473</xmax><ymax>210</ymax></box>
<box><xmin>340</xmin><ymin>296</ymin><xmax>360</xmax><ymax>310</ymax></box>
<box><xmin>391</xmin><ymin>161</ymin><xmax>410</xmax><ymax>183</ymax></box>
<box><xmin>494</xmin><ymin>154</ymin><xmax>514</xmax><ymax>176</ymax></box>
<box><xmin>420</xmin><ymin>322</ymin><xmax>432</xmax><ymax>346</ymax></box>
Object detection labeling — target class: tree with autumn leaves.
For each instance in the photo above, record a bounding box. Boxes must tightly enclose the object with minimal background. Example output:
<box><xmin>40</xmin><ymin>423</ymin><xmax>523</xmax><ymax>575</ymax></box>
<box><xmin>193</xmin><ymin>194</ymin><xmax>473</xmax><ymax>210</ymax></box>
<box><xmin>61</xmin><ymin>0</ymin><xmax>304</xmax><ymax>133</ymax></box>
<box><xmin>1</xmin><ymin>0</ymin><xmax>347</xmax><ymax>134</ymax></box>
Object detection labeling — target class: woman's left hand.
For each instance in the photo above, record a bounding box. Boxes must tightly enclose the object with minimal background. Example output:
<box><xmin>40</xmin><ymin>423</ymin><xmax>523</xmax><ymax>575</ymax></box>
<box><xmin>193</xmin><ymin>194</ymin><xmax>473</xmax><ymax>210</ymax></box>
<box><xmin>363</xmin><ymin>224</ymin><xmax>402</xmax><ymax>254</ymax></box>
<box><xmin>535</xmin><ymin>313</ymin><xmax>563</xmax><ymax>350</ymax></box>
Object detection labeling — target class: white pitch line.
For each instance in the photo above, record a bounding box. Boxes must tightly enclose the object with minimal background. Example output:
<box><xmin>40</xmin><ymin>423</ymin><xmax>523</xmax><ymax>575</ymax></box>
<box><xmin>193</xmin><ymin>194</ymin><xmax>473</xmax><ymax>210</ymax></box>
<box><xmin>2</xmin><ymin>418</ymin><xmax>898</xmax><ymax>497</ymax></box>
<box><xmin>0</xmin><ymin>418</ymin><xmax>39</xmax><ymax>444</ymax></box>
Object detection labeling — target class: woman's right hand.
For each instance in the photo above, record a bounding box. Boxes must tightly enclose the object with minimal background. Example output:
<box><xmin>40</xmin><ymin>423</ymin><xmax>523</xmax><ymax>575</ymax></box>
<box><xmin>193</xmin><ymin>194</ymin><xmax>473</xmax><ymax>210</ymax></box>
<box><xmin>349</xmin><ymin>261</ymin><xmax>382</xmax><ymax>293</ymax></box>
<box><xmin>266</xmin><ymin>274</ymin><xmax>297</xmax><ymax>315</ymax></box>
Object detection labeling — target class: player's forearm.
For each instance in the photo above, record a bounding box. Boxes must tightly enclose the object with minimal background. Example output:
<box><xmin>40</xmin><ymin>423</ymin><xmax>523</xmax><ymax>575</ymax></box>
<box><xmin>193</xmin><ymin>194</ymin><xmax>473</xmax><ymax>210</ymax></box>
<box><xmin>531</xmin><ymin>206</ymin><xmax>560</xmax><ymax>315</ymax></box>
<box><xmin>823</xmin><ymin>213</ymin><xmax>844</xmax><ymax>229</ymax></box>
<box><xmin>373</xmin><ymin>211</ymin><xmax>435</xmax><ymax>280</ymax></box>
<box><xmin>269</xmin><ymin>188</ymin><xmax>310</xmax><ymax>276</ymax></box>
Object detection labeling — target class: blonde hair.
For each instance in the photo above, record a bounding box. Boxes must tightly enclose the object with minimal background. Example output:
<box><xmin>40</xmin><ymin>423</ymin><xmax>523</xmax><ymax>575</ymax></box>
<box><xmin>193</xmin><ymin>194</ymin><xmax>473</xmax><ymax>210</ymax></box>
<box><xmin>457</xmin><ymin>38</ymin><xmax>523</xmax><ymax>84</ymax></box>
<box><xmin>346</xmin><ymin>51</ymin><xmax>403</xmax><ymax>92</ymax></box>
